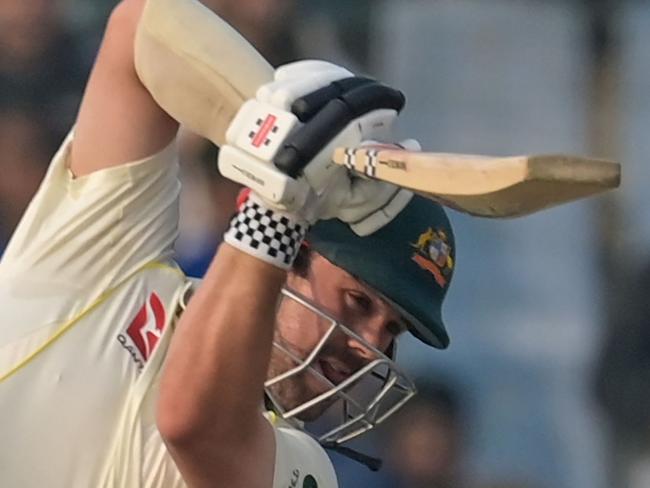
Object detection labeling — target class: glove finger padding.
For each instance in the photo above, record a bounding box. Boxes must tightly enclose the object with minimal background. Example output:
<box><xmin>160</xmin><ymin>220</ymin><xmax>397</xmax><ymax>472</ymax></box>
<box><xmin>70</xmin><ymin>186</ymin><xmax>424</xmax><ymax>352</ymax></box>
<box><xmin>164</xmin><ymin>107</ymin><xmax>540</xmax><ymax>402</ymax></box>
<box><xmin>301</xmin><ymin>109</ymin><xmax>398</xmax><ymax>194</ymax></box>
<box><xmin>290</xmin><ymin>76</ymin><xmax>376</xmax><ymax>122</ymax></box>
<box><xmin>272</xmin><ymin>82</ymin><xmax>404</xmax><ymax>178</ymax></box>
<box><xmin>274</xmin><ymin>60</ymin><xmax>352</xmax><ymax>82</ymax></box>
<box><xmin>334</xmin><ymin>139</ymin><xmax>420</xmax><ymax>236</ymax></box>
<box><xmin>340</xmin><ymin>182</ymin><xmax>413</xmax><ymax>236</ymax></box>
<box><xmin>257</xmin><ymin>70</ymin><xmax>352</xmax><ymax>111</ymax></box>
<box><xmin>397</xmin><ymin>138</ymin><xmax>421</xmax><ymax>152</ymax></box>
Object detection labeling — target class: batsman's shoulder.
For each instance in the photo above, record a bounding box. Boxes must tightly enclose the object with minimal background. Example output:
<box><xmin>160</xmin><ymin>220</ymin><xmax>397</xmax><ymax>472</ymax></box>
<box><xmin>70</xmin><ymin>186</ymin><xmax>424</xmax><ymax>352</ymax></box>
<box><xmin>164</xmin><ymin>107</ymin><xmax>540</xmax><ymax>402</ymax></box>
<box><xmin>1</xmin><ymin>128</ymin><xmax>181</xmax><ymax>289</ymax></box>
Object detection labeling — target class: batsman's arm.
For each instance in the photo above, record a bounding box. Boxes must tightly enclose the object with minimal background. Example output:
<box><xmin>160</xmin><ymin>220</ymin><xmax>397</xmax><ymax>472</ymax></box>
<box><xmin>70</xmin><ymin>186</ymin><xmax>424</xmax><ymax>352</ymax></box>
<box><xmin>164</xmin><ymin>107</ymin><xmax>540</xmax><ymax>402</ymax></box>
<box><xmin>71</xmin><ymin>0</ymin><xmax>179</xmax><ymax>176</ymax></box>
<box><xmin>69</xmin><ymin>0</ymin><xmax>308</xmax><ymax>485</ymax></box>
<box><xmin>158</xmin><ymin>245</ymin><xmax>280</xmax><ymax>488</ymax></box>
<box><xmin>156</xmin><ymin>58</ymin><xmax>402</xmax><ymax>486</ymax></box>
<box><xmin>71</xmin><ymin>0</ymin><xmax>271</xmax><ymax>177</ymax></box>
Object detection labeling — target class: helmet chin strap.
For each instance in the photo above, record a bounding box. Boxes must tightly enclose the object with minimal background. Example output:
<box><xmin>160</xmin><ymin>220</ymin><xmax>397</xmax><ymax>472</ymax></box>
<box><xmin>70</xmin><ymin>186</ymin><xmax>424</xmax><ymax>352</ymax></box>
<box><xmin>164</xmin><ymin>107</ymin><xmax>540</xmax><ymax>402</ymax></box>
<box><xmin>321</xmin><ymin>442</ymin><xmax>383</xmax><ymax>472</ymax></box>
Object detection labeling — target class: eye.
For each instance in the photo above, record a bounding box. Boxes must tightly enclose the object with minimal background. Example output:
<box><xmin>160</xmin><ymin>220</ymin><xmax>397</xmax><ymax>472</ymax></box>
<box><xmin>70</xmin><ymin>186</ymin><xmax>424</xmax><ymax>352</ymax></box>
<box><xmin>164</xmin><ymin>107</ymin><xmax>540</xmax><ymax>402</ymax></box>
<box><xmin>345</xmin><ymin>290</ymin><xmax>372</xmax><ymax>313</ymax></box>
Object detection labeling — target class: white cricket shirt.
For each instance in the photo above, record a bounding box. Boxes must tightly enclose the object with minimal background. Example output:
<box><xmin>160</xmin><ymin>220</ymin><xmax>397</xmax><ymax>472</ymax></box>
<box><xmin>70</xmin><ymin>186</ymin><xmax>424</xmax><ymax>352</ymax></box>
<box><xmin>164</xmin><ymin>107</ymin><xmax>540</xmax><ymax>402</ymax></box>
<box><xmin>0</xmin><ymin>133</ymin><xmax>337</xmax><ymax>488</ymax></box>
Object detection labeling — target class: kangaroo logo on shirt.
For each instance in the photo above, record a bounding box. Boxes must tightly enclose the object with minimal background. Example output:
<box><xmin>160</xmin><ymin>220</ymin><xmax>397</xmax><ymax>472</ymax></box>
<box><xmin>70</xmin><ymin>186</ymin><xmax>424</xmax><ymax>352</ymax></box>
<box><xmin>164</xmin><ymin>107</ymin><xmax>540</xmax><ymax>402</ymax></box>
<box><xmin>118</xmin><ymin>292</ymin><xmax>166</xmax><ymax>370</ymax></box>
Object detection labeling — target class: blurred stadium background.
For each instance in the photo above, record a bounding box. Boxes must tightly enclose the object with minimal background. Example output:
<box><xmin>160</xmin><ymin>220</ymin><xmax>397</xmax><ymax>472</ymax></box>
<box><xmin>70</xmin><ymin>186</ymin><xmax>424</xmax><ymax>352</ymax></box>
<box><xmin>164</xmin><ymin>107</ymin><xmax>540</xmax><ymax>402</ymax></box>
<box><xmin>2</xmin><ymin>1</ymin><xmax>649</xmax><ymax>487</ymax></box>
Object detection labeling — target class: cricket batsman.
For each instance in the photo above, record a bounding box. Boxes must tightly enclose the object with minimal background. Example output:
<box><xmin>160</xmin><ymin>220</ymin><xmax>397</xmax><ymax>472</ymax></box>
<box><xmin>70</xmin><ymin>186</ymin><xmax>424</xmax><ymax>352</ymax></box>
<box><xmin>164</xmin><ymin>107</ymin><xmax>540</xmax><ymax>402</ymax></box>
<box><xmin>0</xmin><ymin>0</ymin><xmax>455</xmax><ymax>486</ymax></box>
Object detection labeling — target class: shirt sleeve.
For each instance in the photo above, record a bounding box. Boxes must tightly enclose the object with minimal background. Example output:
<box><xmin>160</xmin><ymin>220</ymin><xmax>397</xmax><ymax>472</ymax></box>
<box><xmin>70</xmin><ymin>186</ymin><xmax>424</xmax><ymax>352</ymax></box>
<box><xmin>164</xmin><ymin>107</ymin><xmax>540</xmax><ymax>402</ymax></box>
<box><xmin>0</xmin><ymin>131</ymin><xmax>182</xmax><ymax>348</ymax></box>
<box><xmin>271</xmin><ymin>423</ymin><xmax>339</xmax><ymax>488</ymax></box>
<box><xmin>0</xmin><ymin>131</ymin><xmax>181</xmax><ymax>293</ymax></box>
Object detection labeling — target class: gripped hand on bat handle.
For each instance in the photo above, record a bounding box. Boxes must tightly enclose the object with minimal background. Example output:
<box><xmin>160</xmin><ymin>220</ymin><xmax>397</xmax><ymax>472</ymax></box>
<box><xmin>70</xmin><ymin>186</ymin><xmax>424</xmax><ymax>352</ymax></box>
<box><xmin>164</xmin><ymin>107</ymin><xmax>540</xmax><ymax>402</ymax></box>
<box><xmin>219</xmin><ymin>60</ymin><xmax>412</xmax><ymax>234</ymax></box>
<box><xmin>290</xmin><ymin>76</ymin><xmax>377</xmax><ymax>122</ymax></box>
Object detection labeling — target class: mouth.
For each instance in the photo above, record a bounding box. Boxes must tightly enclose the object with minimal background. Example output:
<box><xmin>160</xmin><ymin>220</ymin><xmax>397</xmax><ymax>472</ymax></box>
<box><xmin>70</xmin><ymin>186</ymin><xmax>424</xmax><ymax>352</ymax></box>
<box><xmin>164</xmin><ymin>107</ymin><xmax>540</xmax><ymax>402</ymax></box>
<box><xmin>318</xmin><ymin>359</ymin><xmax>353</xmax><ymax>386</ymax></box>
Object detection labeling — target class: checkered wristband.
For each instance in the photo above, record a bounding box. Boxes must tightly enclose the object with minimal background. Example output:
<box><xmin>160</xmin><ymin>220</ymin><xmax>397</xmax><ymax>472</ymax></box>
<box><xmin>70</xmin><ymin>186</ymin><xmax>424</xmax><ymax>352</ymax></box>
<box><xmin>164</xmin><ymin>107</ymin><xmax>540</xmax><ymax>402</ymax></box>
<box><xmin>224</xmin><ymin>196</ymin><xmax>309</xmax><ymax>269</ymax></box>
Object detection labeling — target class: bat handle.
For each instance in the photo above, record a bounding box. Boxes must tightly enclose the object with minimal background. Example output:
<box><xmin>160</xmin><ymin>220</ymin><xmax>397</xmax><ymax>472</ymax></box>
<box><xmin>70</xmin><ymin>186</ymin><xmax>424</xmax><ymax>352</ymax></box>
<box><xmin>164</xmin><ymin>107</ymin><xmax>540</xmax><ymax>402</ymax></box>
<box><xmin>273</xmin><ymin>82</ymin><xmax>405</xmax><ymax>179</ymax></box>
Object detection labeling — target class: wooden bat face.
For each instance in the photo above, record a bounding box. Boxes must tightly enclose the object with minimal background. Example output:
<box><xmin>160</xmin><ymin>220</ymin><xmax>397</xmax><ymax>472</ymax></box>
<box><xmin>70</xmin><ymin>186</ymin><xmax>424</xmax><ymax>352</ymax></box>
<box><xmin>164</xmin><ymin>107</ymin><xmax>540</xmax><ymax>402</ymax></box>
<box><xmin>332</xmin><ymin>147</ymin><xmax>621</xmax><ymax>218</ymax></box>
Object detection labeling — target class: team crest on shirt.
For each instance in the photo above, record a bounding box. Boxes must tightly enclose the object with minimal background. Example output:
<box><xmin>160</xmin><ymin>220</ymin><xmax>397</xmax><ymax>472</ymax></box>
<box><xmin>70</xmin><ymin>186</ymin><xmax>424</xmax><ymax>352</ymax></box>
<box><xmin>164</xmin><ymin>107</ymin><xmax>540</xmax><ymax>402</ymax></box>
<box><xmin>117</xmin><ymin>292</ymin><xmax>166</xmax><ymax>371</ymax></box>
<box><xmin>410</xmin><ymin>228</ymin><xmax>454</xmax><ymax>288</ymax></box>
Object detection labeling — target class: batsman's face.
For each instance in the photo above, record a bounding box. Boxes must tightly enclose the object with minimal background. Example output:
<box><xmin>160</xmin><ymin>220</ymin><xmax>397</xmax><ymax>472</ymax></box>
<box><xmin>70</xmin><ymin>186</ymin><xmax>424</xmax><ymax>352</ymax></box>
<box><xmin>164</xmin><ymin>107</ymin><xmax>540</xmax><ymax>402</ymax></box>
<box><xmin>267</xmin><ymin>253</ymin><xmax>407</xmax><ymax>421</ymax></box>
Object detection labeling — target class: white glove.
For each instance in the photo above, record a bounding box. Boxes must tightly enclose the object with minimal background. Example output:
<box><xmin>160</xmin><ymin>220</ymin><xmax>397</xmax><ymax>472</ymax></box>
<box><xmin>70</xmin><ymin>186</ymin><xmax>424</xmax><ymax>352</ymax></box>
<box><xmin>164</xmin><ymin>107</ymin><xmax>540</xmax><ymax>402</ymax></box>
<box><xmin>218</xmin><ymin>60</ymin><xmax>398</xmax><ymax>224</ymax></box>
<box><xmin>314</xmin><ymin>139</ymin><xmax>419</xmax><ymax>236</ymax></box>
<box><xmin>221</xmin><ymin>61</ymin><xmax>371</xmax><ymax>269</ymax></box>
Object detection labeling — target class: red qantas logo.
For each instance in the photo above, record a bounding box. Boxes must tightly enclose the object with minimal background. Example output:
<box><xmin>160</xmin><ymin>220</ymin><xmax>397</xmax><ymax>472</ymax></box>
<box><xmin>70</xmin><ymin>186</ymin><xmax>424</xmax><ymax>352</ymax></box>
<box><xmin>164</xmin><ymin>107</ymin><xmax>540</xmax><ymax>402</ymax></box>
<box><xmin>118</xmin><ymin>292</ymin><xmax>166</xmax><ymax>369</ymax></box>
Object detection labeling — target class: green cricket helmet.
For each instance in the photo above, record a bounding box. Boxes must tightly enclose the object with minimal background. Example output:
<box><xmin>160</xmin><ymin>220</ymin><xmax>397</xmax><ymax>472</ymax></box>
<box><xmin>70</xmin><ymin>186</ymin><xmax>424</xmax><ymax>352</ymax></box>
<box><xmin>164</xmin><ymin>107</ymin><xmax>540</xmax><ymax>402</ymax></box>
<box><xmin>307</xmin><ymin>194</ymin><xmax>455</xmax><ymax>349</ymax></box>
<box><xmin>264</xmin><ymin>192</ymin><xmax>455</xmax><ymax>456</ymax></box>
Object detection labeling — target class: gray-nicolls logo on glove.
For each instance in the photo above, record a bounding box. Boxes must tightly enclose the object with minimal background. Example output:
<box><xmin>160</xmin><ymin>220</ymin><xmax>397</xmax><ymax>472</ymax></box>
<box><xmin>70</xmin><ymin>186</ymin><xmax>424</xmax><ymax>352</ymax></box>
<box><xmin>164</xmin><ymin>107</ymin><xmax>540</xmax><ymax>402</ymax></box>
<box><xmin>248</xmin><ymin>115</ymin><xmax>280</xmax><ymax>148</ymax></box>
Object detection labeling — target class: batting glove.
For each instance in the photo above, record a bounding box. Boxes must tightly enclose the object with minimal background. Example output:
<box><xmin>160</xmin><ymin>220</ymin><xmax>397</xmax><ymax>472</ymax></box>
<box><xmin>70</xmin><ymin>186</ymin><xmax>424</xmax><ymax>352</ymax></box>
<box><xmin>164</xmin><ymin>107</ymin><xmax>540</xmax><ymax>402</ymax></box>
<box><xmin>221</xmin><ymin>60</ymin><xmax>408</xmax><ymax>267</ymax></box>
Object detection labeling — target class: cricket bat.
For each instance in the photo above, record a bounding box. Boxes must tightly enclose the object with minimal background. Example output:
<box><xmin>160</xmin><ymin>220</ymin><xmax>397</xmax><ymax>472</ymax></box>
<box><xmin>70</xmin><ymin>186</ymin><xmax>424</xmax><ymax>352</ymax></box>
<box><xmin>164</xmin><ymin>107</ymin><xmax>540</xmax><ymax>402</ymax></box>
<box><xmin>332</xmin><ymin>148</ymin><xmax>621</xmax><ymax>217</ymax></box>
<box><xmin>190</xmin><ymin>6</ymin><xmax>622</xmax><ymax>218</ymax></box>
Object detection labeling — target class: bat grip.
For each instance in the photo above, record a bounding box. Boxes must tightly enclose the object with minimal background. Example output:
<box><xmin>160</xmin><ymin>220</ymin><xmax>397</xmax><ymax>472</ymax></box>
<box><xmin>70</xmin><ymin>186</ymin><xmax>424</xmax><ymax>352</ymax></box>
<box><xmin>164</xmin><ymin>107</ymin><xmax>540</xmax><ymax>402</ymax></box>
<box><xmin>274</xmin><ymin>83</ymin><xmax>406</xmax><ymax>178</ymax></box>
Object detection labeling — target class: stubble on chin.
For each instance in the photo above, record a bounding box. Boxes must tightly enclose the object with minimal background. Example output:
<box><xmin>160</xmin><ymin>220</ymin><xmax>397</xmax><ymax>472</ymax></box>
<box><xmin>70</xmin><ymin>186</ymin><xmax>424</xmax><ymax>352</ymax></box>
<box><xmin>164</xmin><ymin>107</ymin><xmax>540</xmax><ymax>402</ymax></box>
<box><xmin>265</xmin><ymin>347</ymin><xmax>332</xmax><ymax>422</ymax></box>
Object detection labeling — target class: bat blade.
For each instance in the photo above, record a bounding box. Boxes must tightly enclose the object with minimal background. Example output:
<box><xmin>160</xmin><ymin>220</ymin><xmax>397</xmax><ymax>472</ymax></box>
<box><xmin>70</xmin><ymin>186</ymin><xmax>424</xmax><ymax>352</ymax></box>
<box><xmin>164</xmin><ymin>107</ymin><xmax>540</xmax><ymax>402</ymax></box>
<box><xmin>333</xmin><ymin>148</ymin><xmax>621</xmax><ymax>218</ymax></box>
